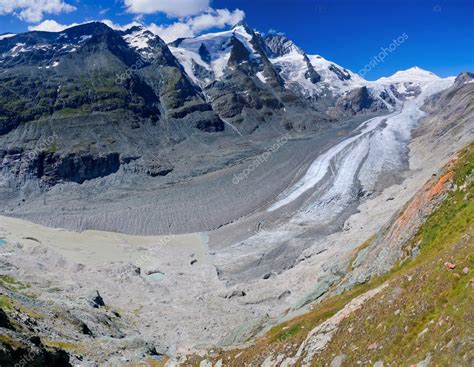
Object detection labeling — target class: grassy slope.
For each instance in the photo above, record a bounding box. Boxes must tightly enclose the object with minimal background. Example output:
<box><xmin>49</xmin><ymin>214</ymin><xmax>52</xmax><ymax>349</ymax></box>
<box><xmin>194</xmin><ymin>143</ymin><xmax>474</xmax><ymax>366</ymax></box>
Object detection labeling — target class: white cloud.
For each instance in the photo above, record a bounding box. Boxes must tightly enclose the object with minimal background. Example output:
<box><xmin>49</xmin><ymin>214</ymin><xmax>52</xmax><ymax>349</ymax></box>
<box><xmin>28</xmin><ymin>19</ymin><xmax>78</xmax><ymax>32</ymax></box>
<box><xmin>148</xmin><ymin>22</ymin><xmax>194</xmax><ymax>43</ymax></box>
<box><xmin>149</xmin><ymin>8</ymin><xmax>245</xmax><ymax>43</ymax></box>
<box><xmin>0</xmin><ymin>0</ymin><xmax>76</xmax><ymax>23</ymax></box>
<box><xmin>28</xmin><ymin>19</ymin><xmax>142</xmax><ymax>32</ymax></box>
<box><xmin>26</xmin><ymin>8</ymin><xmax>245</xmax><ymax>44</ymax></box>
<box><xmin>124</xmin><ymin>0</ymin><xmax>210</xmax><ymax>18</ymax></box>
<box><xmin>100</xmin><ymin>19</ymin><xmax>143</xmax><ymax>31</ymax></box>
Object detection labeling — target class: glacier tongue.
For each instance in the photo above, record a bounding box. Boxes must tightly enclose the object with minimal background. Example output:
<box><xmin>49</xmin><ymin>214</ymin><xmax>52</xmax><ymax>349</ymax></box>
<box><xmin>269</xmin><ymin>77</ymin><xmax>455</xmax><ymax>218</ymax></box>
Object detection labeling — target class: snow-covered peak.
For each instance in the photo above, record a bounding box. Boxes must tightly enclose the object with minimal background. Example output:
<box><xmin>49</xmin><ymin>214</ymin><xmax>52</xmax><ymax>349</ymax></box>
<box><xmin>376</xmin><ymin>66</ymin><xmax>440</xmax><ymax>85</ymax></box>
<box><xmin>169</xmin><ymin>24</ymin><xmax>260</xmax><ymax>85</ymax></box>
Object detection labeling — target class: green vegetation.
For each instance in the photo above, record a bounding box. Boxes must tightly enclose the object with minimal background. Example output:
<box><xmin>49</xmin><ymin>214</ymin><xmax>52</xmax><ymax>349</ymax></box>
<box><xmin>44</xmin><ymin>340</ymin><xmax>83</xmax><ymax>353</ymax></box>
<box><xmin>0</xmin><ymin>275</ymin><xmax>29</xmax><ymax>292</ymax></box>
<box><xmin>0</xmin><ymin>294</ymin><xmax>14</xmax><ymax>310</ymax></box>
<box><xmin>272</xmin><ymin>323</ymin><xmax>303</xmax><ymax>343</ymax></box>
<box><xmin>0</xmin><ymin>333</ymin><xmax>24</xmax><ymax>349</ymax></box>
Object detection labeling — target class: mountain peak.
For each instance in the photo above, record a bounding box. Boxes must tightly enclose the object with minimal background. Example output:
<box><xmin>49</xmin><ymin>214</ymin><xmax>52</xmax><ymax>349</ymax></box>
<box><xmin>232</xmin><ymin>21</ymin><xmax>254</xmax><ymax>35</ymax></box>
<box><xmin>377</xmin><ymin>66</ymin><xmax>440</xmax><ymax>84</ymax></box>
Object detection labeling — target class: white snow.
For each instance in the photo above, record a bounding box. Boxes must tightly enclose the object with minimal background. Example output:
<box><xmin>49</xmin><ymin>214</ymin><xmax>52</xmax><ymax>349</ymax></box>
<box><xmin>169</xmin><ymin>46</ymin><xmax>212</xmax><ymax>85</ymax></box>
<box><xmin>78</xmin><ymin>35</ymin><xmax>92</xmax><ymax>43</ymax></box>
<box><xmin>0</xmin><ymin>33</ymin><xmax>16</xmax><ymax>40</ymax></box>
<box><xmin>9</xmin><ymin>43</ymin><xmax>26</xmax><ymax>57</ymax></box>
<box><xmin>256</xmin><ymin>71</ymin><xmax>267</xmax><ymax>84</ymax></box>
<box><xmin>123</xmin><ymin>28</ymin><xmax>155</xmax><ymax>50</ymax></box>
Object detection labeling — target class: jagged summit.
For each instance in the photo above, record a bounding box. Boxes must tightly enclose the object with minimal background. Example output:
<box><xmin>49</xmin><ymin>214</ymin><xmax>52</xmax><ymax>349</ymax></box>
<box><xmin>263</xmin><ymin>32</ymin><xmax>303</xmax><ymax>57</ymax></box>
<box><xmin>231</xmin><ymin>20</ymin><xmax>254</xmax><ymax>34</ymax></box>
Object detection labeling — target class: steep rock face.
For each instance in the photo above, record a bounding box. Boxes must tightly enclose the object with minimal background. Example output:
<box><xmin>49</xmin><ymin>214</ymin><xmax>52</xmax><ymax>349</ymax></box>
<box><xmin>328</xmin><ymin>86</ymin><xmax>389</xmax><ymax>118</ymax></box>
<box><xmin>263</xmin><ymin>33</ymin><xmax>321</xmax><ymax>98</ymax></box>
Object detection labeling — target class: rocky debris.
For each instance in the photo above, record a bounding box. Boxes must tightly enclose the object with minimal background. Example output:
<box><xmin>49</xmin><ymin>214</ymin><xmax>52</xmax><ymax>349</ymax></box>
<box><xmin>330</xmin><ymin>354</ymin><xmax>347</xmax><ymax>367</ymax></box>
<box><xmin>79</xmin><ymin>321</ymin><xmax>93</xmax><ymax>336</ymax></box>
<box><xmin>367</xmin><ymin>342</ymin><xmax>378</xmax><ymax>350</ymax></box>
<box><xmin>222</xmin><ymin>290</ymin><xmax>247</xmax><ymax>299</ymax></box>
<box><xmin>87</xmin><ymin>290</ymin><xmax>105</xmax><ymax>308</ymax></box>
<box><xmin>444</xmin><ymin>262</ymin><xmax>456</xmax><ymax>270</ymax></box>
<box><xmin>147</xmin><ymin>346</ymin><xmax>163</xmax><ymax>357</ymax></box>
<box><xmin>278</xmin><ymin>290</ymin><xmax>291</xmax><ymax>300</ymax></box>
<box><xmin>0</xmin><ymin>304</ymin><xmax>71</xmax><ymax>367</ymax></box>
<box><xmin>127</xmin><ymin>157</ymin><xmax>174</xmax><ymax>177</ymax></box>
<box><xmin>145</xmin><ymin>269</ymin><xmax>162</xmax><ymax>276</ymax></box>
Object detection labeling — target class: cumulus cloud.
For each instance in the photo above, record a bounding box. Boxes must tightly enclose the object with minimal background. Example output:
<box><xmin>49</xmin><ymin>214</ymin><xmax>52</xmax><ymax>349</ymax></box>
<box><xmin>124</xmin><ymin>0</ymin><xmax>210</xmax><ymax>18</ymax></box>
<box><xmin>149</xmin><ymin>8</ymin><xmax>245</xmax><ymax>43</ymax></box>
<box><xmin>28</xmin><ymin>19</ymin><xmax>78</xmax><ymax>32</ymax></box>
<box><xmin>0</xmin><ymin>0</ymin><xmax>76</xmax><ymax>23</ymax></box>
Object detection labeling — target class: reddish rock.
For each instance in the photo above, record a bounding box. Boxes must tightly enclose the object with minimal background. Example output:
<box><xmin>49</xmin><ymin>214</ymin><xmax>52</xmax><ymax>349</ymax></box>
<box><xmin>444</xmin><ymin>262</ymin><xmax>456</xmax><ymax>270</ymax></box>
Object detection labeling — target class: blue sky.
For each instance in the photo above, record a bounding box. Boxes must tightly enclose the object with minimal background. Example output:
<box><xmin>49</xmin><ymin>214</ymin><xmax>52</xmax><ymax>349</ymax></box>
<box><xmin>0</xmin><ymin>0</ymin><xmax>472</xmax><ymax>79</ymax></box>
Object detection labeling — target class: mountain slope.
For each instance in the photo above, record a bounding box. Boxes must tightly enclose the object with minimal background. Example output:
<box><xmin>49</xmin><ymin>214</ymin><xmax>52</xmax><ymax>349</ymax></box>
<box><xmin>0</xmin><ymin>22</ymin><xmax>224</xmax><ymax>187</ymax></box>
